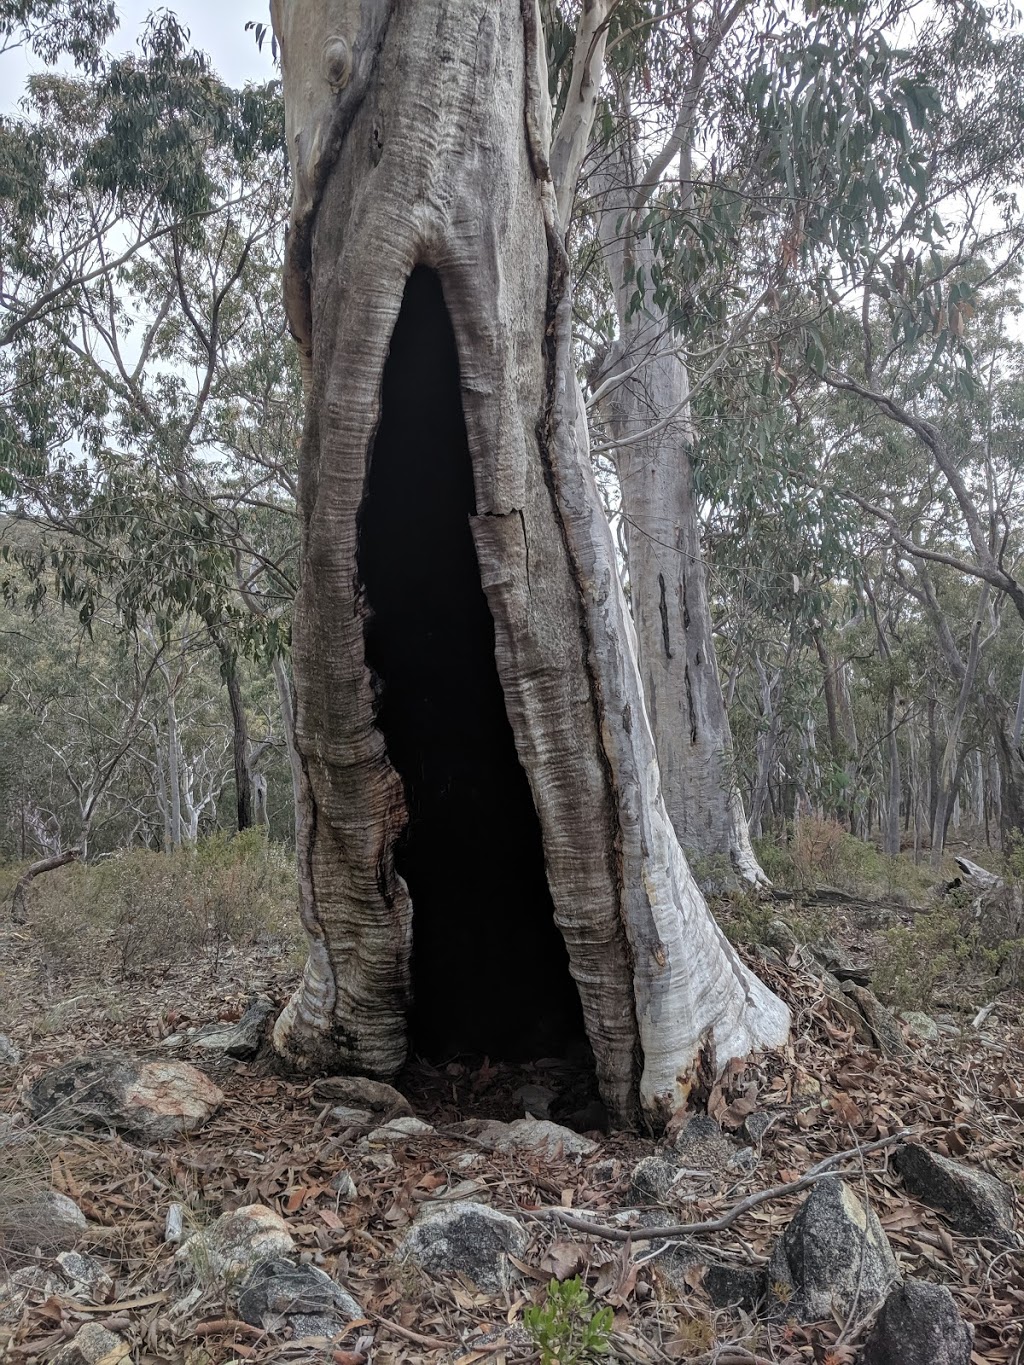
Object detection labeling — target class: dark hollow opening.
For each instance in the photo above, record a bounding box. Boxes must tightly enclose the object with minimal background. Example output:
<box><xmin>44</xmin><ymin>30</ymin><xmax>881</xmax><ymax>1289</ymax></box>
<box><xmin>357</xmin><ymin>266</ymin><xmax>586</xmax><ymax>1063</ymax></box>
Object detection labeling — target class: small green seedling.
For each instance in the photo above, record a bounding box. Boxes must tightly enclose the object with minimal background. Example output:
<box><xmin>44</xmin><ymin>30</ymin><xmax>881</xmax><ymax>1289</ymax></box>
<box><xmin>524</xmin><ymin>1275</ymin><xmax>614</xmax><ymax>1365</ymax></box>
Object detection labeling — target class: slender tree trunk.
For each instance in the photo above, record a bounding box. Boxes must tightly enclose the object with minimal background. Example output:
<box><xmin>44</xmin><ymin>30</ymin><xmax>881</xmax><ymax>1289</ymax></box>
<box><xmin>985</xmin><ymin>692</ymin><xmax>1024</xmax><ymax>851</ymax></box>
<box><xmin>268</xmin><ymin>0</ymin><xmax>787</xmax><ymax>1129</ymax></box>
<box><xmin>927</xmin><ymin>692</ymin><xmax>939</xmax><ymax>840</ymax></box>
<box><xmin>749</xmin><ymin>655</ymin><xmax>784</xmax><ymax>841</ymax></box>
<box><xmin>883</xmin><ymin>691</ymin><xmax>901</xmax><ymax>857</ymax></box>
<box><xmin>166</xmin><ymin>692</ymin><xmax>182</xmax><ymax>851</ymax></box>
<box><xmin>931</xmin><ymin>587</ymin><xmax>989</xmax><ymax>869</ymax></box>
<box><xmin>206</xmin><ymin>625</ymin><xmax>254</xmax><ymax>833</ymax></box>
<box><xmin>152</xmin><ymin>721</ymin><xmax>172</xmax><ymax>853</ymax></box>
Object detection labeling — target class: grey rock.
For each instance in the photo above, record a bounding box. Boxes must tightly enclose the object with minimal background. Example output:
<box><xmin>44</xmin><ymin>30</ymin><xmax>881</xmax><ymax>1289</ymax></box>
<box><xmin>861</xmin><ymin>1278</ymin><xmax>973</xmax><ymax>1365</ymax></box>
<box><xmin>237</xmin><ymin>1257</ymin><xmax>361</xmax><ymax>1336</ymax></box>
<box><xmin>513</xmin><ymin>1084</ymin><xmax>557</xmax><ymax>1120</ymax></box>
<box><xmin>330</xmin><ymin>1170</ymin><xmax>357</xmax><ymax>1200</ymax></box>
<box><xmin>473</xmin><ymin>1117</ymin><xmax>598</xmax><ymax>1160</ymax></box>
<box><xmin>768</xmin><ymin>1176</ymin><xmax>899</xmax><ymax>1322</ymax></box>
<box><xmin>27</xmin><ymin>1052</ymin><xmax>223</xmax><ymax>1140</ymax></box>
<box><xmin>673</xmin><ymin>1115</ymin><xmax>739</xmax><ymax>1171</ymax></box>
<box><xmin>840</xmin><ymin>983</ymin><xmax>913</xmax><ymax>1059</ymax></box>
<box><xmin>55</xmin><ymin>1251</ymin><xmax>113</xmax><ymax>1299</ymax></box>
<box><xmin>366</xmin><ymin>1115</ymin><xmax>435</xmax><ymax>1142</ymax></box>
<box><xmin>589</xmin><ymin>1158</ymin><xmax>620</xmax><ymax>1185</ymax></box>
<box><xmin>809</xmin><ymin>935</ymin><xmax>871</xmax><ymax>985</ymax></box>
<box><xmin>329</xmin><ymin>1105</ymin><xmax>374</xmax><ymax>1127</ymax></box>
<box><xmin>398</xmin><ymin>1201</ymin><xmax>527</xmax><ymax>1294</ymax></box>
<box><xmin>895</xmin><ymin>1144</ymin><xmax>1017</xmax><ymax>1241</ymax></box>
<box><xmin>899</xmin><ymin>1011</ymin><xmax>940</xmax><ymax>1042</ymax></box>
<box><xmin>194</xmin><ymin>995</ymin><xmax>276</xmax><ymax>1059</ymax></box>
<box><xmin>311</xmin><ymin>1075</ymin><xmax>412</xmax><ymax>1118</ymax></box>
<box><xmin>743</xmin><ymin>1112</ymin><xmax>776</xmax><ymax>1144</ymax></box>
<box><xmin>0</xmin><ymin>1035</ymin><xmax>20</xmax><ymax>1067</ymax></box>
<box><xmin>2</xmin><ymin>1189</ymin><xmax>87</xmax><ymax>1252</ymax></box>
<box><xmin>0</xmin><ymin>1268</ymin><xmax>54</xmax><ymax>1323</ymax></box>
<box><xmin>822</xmin><ymin>974</ymin><xmax>876</xmax><ymax>1045</ymax></box>
<box><xmin>703</xmin><ymin>1262</ymin><xmax>765</xmax><ymax>1311</ymax></box>
<box><xmin>631</xmin><ymin>1155</ymin><xmax>679</xmax><ymax>1204</ymax></box>
<box><xmin>762</xmin><ymin>919</ymin><xmax>799</xmax><ymax>958</ymax></box>
<box><xmin>642</xmin><ymin>1230</ymin><xmax>701</xmax><ymax>1294</ymax></box>
<box><xmin>177</xmin><ymin>1204</ymin><xmax>295</xmax><ymax>1284</ymax></box>
<box><xmin>729</xmin><ymin>1146</ymin><xmax>758</xmax><ymax>1174</ymax></box>
<box><xmin>51</xmin><ymin>1323</ymin><xmax>126</xmax><ymax>1364</ymax></box>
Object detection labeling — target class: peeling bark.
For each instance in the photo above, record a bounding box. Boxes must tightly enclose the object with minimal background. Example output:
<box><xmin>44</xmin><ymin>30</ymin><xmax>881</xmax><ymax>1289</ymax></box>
<box><xmin>269</xmin><ymin>0</ymin><xmax>788</xmax><ymax>1128</ymax></box>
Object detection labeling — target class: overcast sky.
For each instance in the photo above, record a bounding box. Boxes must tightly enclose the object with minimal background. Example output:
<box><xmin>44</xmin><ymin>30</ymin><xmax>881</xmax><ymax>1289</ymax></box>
<box><xmin>2</xmin><ymin>1</ymin><xmax>275</xmax><ymax>112</ymax></box>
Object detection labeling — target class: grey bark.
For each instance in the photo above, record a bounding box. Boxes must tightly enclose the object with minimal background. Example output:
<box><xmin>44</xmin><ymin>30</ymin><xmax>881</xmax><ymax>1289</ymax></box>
<box><xmin>272</xmin><ymin>654</ymin><xmax>304</xmax><ymax>843</ymax></box>
<box><xmin>268</xmin><ymin>0</ymin><xmax>788</xmax><ymax>1128</ymax></box>
<box><xmin>589</xmin><ymin>140</ymin><xmax>766</xmax><ymax>886</ymax></box>
<box><xmin>931</xmin><ymin>598</ymin><xmax>987</xmax><ymax>871</ymax></box>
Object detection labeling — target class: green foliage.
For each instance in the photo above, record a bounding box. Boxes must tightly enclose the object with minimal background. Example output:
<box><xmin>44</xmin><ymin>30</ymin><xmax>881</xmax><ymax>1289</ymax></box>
<box><xmin>873</xmin><ymin>905</ymin><xmax>973</xmax><ymax>1011</ymax></box>
<box><xmin>524</xmin><ymin>1278</ymin><xmax>614</xmax><ymax>1365</ymax></box>
<box><xmin>874</xmin><ymin>875</ymin><xmax>1024</xmax><ymax>1011</ymax></box>
<box><xmin>0</xmin><ymin>0</ymin><xmax>117</xmax><ymax>72</ymax></box>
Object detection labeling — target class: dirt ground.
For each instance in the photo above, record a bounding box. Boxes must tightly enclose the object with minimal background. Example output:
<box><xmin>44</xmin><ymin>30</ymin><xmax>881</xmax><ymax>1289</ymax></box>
<box><xmin>1</xmin><ymin>903</ymin><xmax>1022</xmax><ymax>1365</ymax></box>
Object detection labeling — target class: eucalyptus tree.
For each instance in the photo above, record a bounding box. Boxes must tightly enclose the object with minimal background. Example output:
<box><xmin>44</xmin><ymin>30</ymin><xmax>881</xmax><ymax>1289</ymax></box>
<box><xmin>815</xmin><ymin>249</ymin><xmax>1024</xmax><ymax>851</ymax></box>
<box><xmin>1</xmin><ymin>11</ymin><xmax>299</xmax><ymax>834</ymax></box>
<box><xmin>268</xmin><ymin>0</ymin><xmax>789</xmax><ymax>1129</ymax></box>
<box><xmin>549</xmin><ymin>0</ymin><xmax>977</xmax><ymax>886</ymax></box>
<box><xmin>1</xmin><ymin>0</ymin><xmax>116</xmax><ymax>71</ymax></box>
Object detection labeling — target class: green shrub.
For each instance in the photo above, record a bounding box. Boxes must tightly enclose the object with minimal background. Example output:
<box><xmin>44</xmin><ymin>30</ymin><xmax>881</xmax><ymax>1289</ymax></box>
<box><xmin>525</xmin><ymin>1277</ymin><xmax>614</xmax><ymax>1365</ymax></box>
<box><xmin>752</xmin><ymin>835</ymin><xmax>795</xmax><ymax>887</ymax></box>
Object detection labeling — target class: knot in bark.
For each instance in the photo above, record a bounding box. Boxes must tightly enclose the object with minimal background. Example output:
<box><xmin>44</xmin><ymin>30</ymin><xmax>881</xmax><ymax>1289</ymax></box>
<box><xmin>321</xmin><ymin>35</ymin><xmax>352</xmax><ymax>89</ymax></box>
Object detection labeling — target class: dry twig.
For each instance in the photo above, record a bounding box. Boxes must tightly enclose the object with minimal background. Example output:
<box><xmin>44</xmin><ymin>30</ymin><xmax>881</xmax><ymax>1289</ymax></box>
<box><xmin>539</xmin><ymin>1130</ymin><xmax>914</xmax><ymax>1242</ymax></box>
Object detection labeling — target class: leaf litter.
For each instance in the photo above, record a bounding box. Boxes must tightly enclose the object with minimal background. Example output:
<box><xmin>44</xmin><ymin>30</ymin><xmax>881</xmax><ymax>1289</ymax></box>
<box><xmin>0</xmin><ymin>914</ymin><xmax>1021</xmax><ymax>1364</ymax></box>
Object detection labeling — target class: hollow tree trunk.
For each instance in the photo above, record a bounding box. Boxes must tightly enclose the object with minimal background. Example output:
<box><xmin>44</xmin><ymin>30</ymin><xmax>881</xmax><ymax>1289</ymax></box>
<box><xmin>268</xmin><ymin>0</ymin><xmax>788</xmax><ymax>1130</ymax></box>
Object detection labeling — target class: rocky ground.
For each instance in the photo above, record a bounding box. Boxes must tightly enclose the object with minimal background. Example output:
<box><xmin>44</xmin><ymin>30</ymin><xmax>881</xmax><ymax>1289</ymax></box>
<box><xmin>0</xmin><ymin>901</ymin><xmax>1022</xmax><ymax>1365</ymax></box>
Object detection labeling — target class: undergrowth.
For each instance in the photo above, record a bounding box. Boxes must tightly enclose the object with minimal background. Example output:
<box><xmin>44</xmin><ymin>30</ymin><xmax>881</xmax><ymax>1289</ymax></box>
<box><xmin>6</xmin><ymin>831</ymin><xmax>301</xmax><ymax>979</ymax></box>
<box><xmin>754</xmin><ymin>816</ymin><xmax>937</xmax><ymax>904</ymax></box>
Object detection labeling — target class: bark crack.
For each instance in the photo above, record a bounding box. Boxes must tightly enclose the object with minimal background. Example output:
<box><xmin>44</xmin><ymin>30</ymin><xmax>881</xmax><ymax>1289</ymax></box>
<box><xmin>684</xmin><ymin>663</ymin><xmax>698</xmax><ymax>744</ymax></box>
<box><xmin>517</xmin><ymin>508</ymin><xmax>532</xmax><ymax>592</ymax></box>
<box><xmin>657</xmin><ymin>572</ymin><xmax>673</xmax><ymax>660</ymax></box>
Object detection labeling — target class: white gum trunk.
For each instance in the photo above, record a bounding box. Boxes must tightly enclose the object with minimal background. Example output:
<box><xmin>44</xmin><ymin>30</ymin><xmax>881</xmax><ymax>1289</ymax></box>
<box><xmin>592</xmin><ymin>160</ymin><xmax>767</xmax><ymax>886</ymax></box>
<box><xmin>269</xmin><ymin>0</ymin><xmax>788</xmax><ymax>1129</ymax></box>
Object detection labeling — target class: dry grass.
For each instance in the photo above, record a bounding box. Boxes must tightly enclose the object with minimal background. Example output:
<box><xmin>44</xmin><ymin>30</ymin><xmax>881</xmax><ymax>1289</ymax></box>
<box><xmin>12</xmin><ymin>832</ymin><xmax>302</xmax><ymax>979</ymax></box>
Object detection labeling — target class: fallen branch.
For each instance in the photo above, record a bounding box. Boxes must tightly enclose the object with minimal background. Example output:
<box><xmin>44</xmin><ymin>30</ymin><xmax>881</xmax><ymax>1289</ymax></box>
<box><xmin>10</xmin><ymin>847</ymin><xmax>81</xmax><ymax>922</ymax></box>
<box><xmin>191</xmin><ymin>1319</ymin><xmax>264</xmax><ymax>1340</ymax></box>
<box><xmin>540</xmin><ymin>1130</ymin><xmax>913</xmax><ymax>1243</ymax></box>
<box><xmin>370</xmin><ymin>1315</ymin><xmax>458</xmax><ymax>1350</ymax></box>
